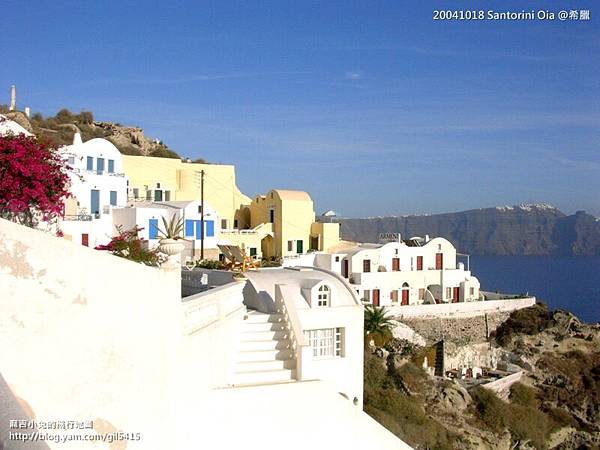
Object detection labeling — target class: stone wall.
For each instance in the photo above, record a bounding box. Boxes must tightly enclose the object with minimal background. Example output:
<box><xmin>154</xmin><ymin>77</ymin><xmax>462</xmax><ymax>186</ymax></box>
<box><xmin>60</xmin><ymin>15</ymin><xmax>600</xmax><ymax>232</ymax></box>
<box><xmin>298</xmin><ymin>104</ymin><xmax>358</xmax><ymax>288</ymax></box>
<box><xmin>399</xmin><ymin>311</ymin><xmax>512</xmax><ymax>346</ymax></box>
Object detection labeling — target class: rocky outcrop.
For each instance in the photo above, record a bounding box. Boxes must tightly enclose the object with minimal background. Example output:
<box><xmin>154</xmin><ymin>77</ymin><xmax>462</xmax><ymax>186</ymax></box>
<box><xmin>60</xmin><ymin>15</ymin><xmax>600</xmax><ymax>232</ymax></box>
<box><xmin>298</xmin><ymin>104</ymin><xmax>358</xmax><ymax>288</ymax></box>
<box><xmin>328</xmin><ymin>204</ymin><xmax>600</xmax><ymax>255</ymax></box>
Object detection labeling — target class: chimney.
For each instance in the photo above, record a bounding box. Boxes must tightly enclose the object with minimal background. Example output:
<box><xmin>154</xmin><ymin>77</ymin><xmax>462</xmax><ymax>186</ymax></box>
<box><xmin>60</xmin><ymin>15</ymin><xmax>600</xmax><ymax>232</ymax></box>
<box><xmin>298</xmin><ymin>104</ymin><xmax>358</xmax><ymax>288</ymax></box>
<box><xmin>9</xmin><ymin>85</ymin><xmax>16</xmax><ymax>111</ymax></box>
<box><xmin>73</xmin><ymin>132</ymin><xmax>83</xmax><ymax>145</ymax></box>
<box><xmin>24</xmin><ymin>106</ymin><xmax>30</xmax><ymax>118</ymax></box>
<box><xmin>425</xmin><ymin>234</ymin><xmax>430</xmax><ymax>242</ymax></box>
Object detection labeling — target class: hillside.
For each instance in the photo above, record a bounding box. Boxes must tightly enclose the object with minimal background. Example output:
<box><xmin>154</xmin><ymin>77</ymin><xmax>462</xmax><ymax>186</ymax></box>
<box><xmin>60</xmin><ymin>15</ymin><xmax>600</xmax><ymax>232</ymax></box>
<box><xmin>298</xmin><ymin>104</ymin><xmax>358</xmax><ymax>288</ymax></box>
<box><xmin>365</xmin><ymin>304</ymin><xmax>600</xmax><ymax>449</ymax></box>
<box><xmin>328</xmin><ymin>204</ymin><xmax>600</xmax><ymax>256</ymax></box>
<box><xmin>0</xmin><ymin>107</ymin><xmax>206</xmax><ymax>162</ymax></box>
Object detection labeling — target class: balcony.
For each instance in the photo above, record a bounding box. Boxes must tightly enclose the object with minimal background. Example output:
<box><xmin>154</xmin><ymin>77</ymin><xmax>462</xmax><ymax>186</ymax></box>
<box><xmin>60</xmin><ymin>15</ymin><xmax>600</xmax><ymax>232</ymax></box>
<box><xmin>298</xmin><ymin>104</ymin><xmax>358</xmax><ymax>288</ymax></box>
<box><xmin>63</xmin><ymin>214</ymin><xmax>92</xmax><ymax>222</ymax></box>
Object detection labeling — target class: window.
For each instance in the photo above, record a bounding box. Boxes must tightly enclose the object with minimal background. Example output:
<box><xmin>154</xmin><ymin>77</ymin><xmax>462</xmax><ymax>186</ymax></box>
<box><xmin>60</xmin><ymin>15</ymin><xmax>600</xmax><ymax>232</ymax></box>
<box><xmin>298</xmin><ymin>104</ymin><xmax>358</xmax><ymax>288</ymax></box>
<box><xmin>436</xmin><ymin>253</ymin><xmax>444</xmax><ymax>270</ymax></box>
<box><xmin>108</xmin><ymin>159</ymin><xmax>114</xmax><ymax>173</ymax></box>
<box><xmin>363</xmin><ymin>290</ymin><xmax>370</xmax><ymax>302</ymax></box>
<box><xmin>269</xmin><ymin>209</ymin><xmax>274</xmax><ymax>223</ymax></box>
<box><xmin>470</xmin><ymin>287</ymin><xmax>475</xmax><ymax>296</ymax></box>
<box><xmin>86</xmin><ymin>156</ymin><xmax>93</xmax><ymax>171</ymax></box>
<box><xmin>304</xmin><ymin>328</ymin><xmax>343</xmax><ymax>358</ymax></box>
<box><xmin>96</xmin><ymin>157</ymin><xmax>105</xmax><ymax>174</ymax></box>
<box><xmin>154</xmin><ymin>190</ymin><xmax>163</xmax><ymax>202</ymax></box>
<box><xmin>132</xmin><ymin>188</ymin><xmax>139</xmax><ymax>199</ymax></box>
<box><xmin>109</xmin><ymin>191</ymin><xmax>117</xmax><ymax>206</ymax></box>
<box><xmin>68</xmin><ymin>156</ymin><xmax>75</xmax><ymax>165</ymax></box>
<box><xmin>156</xmin><ymin>182</ymin><xmax>161</xmax><ymax>188</ymax></box>
<box><xmin>446</xmin><ymin>287</ymin><xmax>452</xmax><ymax>299</ymax></box>
<box><xmin>249</xmin><ymin>247</ymin><xmax>257</xmax><ymax>257</ymax></box>
<box><xmin>198</xmin><ymin>205</ymin><xmax>203</xmax><ymax>214</ymax></box>
<box><xmin>164</xmin><ymin>191</ymin><xmax>171</xmax><ymax>201</ymax></box>
<box><xmin>185</xmin><ymin>220</ymin><xmax>194</xmax><ymax>237</ymax></box>
<box><xmin>221</xmin><ymin>219</ymin><xmax>228</xmax><ymax>229</ymax></box>
<box><xmin>390</xmin><ymin>290</ymin><xmax>398</xmax><ymax>303</ymax></box>
<box><xmin>317</xmin><ymin>285</ymin><xmax>330</xmax><ymax>307</ymax></box>
<box><xmin>363</xmin><ymin>259</ymin><xmax>371</xmax><ymax>272</ymax></box>
<box><xmin>146</xmin><ymin>190</ymin><xmax>152</xmax><ymax>200</ymax></box>
<box><xmin>296</xmin><ymin>240</ymin><xmax>303</xmax><ymax>254</ymax></box>
<box><xmin>288</xmin><ymin>240</ymin><xmax>293</xmax><ymax>252</ymax></box>
<box><xmin>416</xmin><ymin>256</ymin><xmax>423</xmax><ymax>271</ymax></box>
<box><xmin>335</xmin><ymin>256</ymin><xmax>340</xmax><ymax>262</ymax></box>
<box><xmin>419</xmin><ymin>288</ymin><xmax>425</xmax><ymax>300</ymax></box>
<box><xmin>392</xmin><ymin>257</ymin><xmax>400</xmax><ymax>271</ymax></box>
<box><xmin>233</xmin><ymin>219</ymin><xmax>238</xmax><ymax>228</ymax></box>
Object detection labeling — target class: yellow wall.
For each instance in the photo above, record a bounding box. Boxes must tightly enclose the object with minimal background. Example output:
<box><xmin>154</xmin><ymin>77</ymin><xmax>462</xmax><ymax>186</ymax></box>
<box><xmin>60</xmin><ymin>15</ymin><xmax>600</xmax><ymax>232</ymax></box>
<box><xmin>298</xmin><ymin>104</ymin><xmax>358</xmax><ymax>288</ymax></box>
<box><xmin>122</xmin><ymin>156</ymin><xmax>251</xmax><ymax>228</ymax></box>
<box><xmin>311</xmin><ymin>222</ymin><xmax>340</xmax><ymax>252</ymax></box>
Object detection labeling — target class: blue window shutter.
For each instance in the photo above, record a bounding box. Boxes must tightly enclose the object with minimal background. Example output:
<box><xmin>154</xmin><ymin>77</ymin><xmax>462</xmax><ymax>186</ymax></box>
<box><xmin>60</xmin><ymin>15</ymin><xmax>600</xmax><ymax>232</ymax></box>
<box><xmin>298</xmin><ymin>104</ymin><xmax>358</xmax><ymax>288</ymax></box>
<box><xmin>185</xmin><ymin>220</ymin><xmax>194</xmax><ymax>237</ymax></box>
<box><xmin>195</xmin><ymin>220</ymin><xmax>202</xmax><ymax>239</ymax></box>
<box><xmin>108</xmin><ymin>159</ymin><xmax>114</xmax><ymax>173</ymax></box>
<box><xmin>86</xmin><ymin>156</ymin><xmax>93</xmax><ymax>171</ymax></box>
<box><xmin>110</xmin><ymin>191</ymin><xmax>117</xmax><ymax>206</ymax></box>
<box><xmin>206</xmin><ymin>220</ymin><xmax>214</xmax><ymax>237</ymax></box>
<box><xmin>149</xmin><ymin>219</ymin><xmax>159</xmax><ymax>239</ymax></box>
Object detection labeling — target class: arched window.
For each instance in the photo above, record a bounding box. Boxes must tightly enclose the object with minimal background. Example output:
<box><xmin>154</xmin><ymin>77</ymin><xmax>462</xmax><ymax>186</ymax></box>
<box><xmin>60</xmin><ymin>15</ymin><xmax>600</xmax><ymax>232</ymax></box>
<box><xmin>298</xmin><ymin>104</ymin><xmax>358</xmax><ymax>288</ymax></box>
<box><xmin>317</xmin><ymin>285</ymin><xmax>330</xmax><ymax>307</ymax></box>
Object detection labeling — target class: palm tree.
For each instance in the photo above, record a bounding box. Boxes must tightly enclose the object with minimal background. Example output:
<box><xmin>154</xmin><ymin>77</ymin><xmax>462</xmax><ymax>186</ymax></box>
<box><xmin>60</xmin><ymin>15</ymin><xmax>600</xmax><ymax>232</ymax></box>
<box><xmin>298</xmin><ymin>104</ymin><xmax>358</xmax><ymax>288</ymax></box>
<box><xmin>364</xmin><ymin>304</ymin><xmax>395</xmax><ymax>348</ymax></box>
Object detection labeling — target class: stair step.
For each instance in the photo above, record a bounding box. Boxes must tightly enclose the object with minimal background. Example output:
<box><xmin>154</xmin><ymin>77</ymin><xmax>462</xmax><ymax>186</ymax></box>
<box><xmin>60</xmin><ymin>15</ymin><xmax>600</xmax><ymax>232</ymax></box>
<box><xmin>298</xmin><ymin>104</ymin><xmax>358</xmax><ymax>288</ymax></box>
<box><xmin>242</xmin><ymin>321</ymin><xmax>286</xmax><ymax>332</ymax></box>
<box><xmin>236</xmin><ymin>359</ymin><xmax>293</xmax><ymax>371</ymax></box>
<box><xmin>244</xmin><ymin>312</ymin><xmax>284</xmax><ymax>324</ymax></box>
<box><xmin>239</xmin><ymin>339</ymin><xmax>291</xmax><ymax>351</ymax></box>
<box><xmin>240</xmin><ymin>330</ymin><xmax>289</xmax><ymax>341</ymax></box>
<box><xmin>238</xmin><ymin>349</ymin><xmax>294</xmax><ymax>362</ymax></box>
<box><xmin>232</xmin><ymin>368</ymin><xmax>294</xmax><ymax>385</ymax></box>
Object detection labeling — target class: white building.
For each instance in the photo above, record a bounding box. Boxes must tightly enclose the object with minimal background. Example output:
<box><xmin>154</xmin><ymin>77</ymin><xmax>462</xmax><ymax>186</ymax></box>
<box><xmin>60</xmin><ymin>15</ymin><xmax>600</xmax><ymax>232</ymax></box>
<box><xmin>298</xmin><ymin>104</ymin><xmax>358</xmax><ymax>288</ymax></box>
<box><xmin>240</xmin><ymin>267</ymin><xmax>365</xmax><ymax>407</ymax></box>
<box><xmin>59</xmin><ymin>134</ymin><xmax>128</xmax><ymax>248</ymax></box>
<box><xmin>112</xmin><ymin>200</ymin><xmax>220</xmax><ymax>257</ymax></box>
<box><xmin>313</xmin><ymin>235</ymin><xmax>481</xmax><ymax>307</ymax></box>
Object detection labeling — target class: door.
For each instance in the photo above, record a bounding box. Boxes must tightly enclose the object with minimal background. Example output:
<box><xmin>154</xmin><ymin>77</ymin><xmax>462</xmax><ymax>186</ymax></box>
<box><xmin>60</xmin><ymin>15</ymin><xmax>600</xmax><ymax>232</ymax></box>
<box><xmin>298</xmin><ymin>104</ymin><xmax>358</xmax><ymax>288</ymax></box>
<box><xmin>296</xmin><ymin>239</ymin><xmax>303</xmax><ymax>254</ymax></box>
<box><xmin>401</xmin><ymin>289</ymin><xmax>409</xmax><ymax>305</ymax></box>
<box><xmin>390</xmin><ymin>290</ymin><xmax>398</xmax><ymax>303</ymax></box>
<box><xmin>149</xmin><ymin>219</ymin><xmax>159</xmax><ymax>239</ymax></box>
<box><xmin>90</xmin><ymin>190</ymin><xmax>100</xmax><ymax>215</ymax></box>
<box><xmin>392</xmin><ymin>258</ymin><xmax>400</xmax><ymax>271</ymax></box>
<box><xmin>435</xmin><ymin>253</ymin><xmax>444</xmax><ymax>270</ymax></box>
<box><xmin>372</xmin><ymin>289</ymin><xmax>380</xmax><ymax>306</ymax></box>
<box><xmin>416</xmin><ymin>256</ymin><xmax>423</xmax><ymax>271</ymax></box>
<box><xmin>81</xmin><ymin>233</ymin><xmax>89</xmax><ymax>247</ymax></box>
<box><xmin>342</xmin><ymin>259</ymin><xmax>349</xmax><ymax>278</ymax></box>
<box><xmin>452</xmin><ymin>287</ymin><xmax>460</xmax><ymax>303</ymax></box>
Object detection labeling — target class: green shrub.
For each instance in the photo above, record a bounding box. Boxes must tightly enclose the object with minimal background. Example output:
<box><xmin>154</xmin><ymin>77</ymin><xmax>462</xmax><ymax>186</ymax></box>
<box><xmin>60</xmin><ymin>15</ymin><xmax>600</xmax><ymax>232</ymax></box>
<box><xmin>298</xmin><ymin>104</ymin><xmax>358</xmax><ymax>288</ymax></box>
<box><xmin>509</xmin><ymin>382</ymin><xmax>539</xmax><ymax>408</ymax></box>
<box><xmin>195</xmin><ymin>259</ymin><xmax>225</xmax><ymax>270</ymax></box>
<box><xmin>471</xmin><ymin>387</ymin><xmax>508</xmax><ymax>434</ymax></box>
<box><xmin>495</xmin><ymin>303</ymin><xmax>554</xmax><ymax>346</ymax></box>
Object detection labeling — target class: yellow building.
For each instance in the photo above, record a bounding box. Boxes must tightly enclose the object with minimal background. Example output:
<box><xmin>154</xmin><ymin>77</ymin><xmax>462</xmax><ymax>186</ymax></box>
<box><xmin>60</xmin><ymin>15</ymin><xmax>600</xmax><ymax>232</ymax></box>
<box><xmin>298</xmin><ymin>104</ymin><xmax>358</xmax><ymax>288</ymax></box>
<box><xmin>122</xmin><ymin>156</ymin><xmax>339</xmax><ymax>260</ymax></box>
<box><xmin>122</xmin><ymin>155</ymin><xmax>251</xmax><ymax>230</ymax></box>
<box><xmin>248</xmin><ymin>190</ymin><xmax>340</xmax><ymax>259</ymax></box>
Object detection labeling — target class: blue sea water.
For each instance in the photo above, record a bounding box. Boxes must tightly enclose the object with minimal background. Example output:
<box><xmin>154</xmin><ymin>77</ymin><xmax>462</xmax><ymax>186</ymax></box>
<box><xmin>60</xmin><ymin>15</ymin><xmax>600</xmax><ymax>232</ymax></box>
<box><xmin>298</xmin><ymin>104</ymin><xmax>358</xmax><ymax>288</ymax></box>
<box><xmin>470</xmin><ymin>256</ymin><xmax>600</xmax><ymax>323</ymax></box>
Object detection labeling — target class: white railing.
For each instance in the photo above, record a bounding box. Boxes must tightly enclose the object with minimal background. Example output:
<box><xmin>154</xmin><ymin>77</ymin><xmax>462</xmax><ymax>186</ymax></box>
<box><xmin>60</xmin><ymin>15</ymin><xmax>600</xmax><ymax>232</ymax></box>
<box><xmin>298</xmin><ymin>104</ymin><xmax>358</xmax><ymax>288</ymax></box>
<box><xmin>182</xmin><ymin>282</ymin><xmax>245</xmax><ymax>335</ymax></box>
<box><xmin>220</xmin><ymin>229</ymin><xmax>258</xmax><ymax>235</ymax></box>
<box><xmin>275</xmin><ymin>284</ymin><xmax>309</xmax><ymax>380</ymax></box>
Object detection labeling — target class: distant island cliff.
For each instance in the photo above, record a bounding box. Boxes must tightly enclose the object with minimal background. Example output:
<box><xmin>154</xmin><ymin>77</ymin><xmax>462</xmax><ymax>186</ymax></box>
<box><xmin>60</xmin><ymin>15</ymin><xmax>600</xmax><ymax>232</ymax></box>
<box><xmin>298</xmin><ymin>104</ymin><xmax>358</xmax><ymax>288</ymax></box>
<box><xmin>328</xmin><ymin>204</ymin><xmax>600</xmax><ymax>256</ymax></box>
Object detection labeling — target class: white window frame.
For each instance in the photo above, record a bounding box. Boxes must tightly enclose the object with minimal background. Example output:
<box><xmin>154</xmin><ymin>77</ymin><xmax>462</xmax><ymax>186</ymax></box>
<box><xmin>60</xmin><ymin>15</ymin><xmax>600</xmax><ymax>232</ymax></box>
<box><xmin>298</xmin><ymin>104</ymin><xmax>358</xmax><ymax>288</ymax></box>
<box><xmin>305</xmin><ymin>328</ymin><xmax>344</xmax><ymax>359</ymax></box>
<box><xmin>317</xmin><ymin>284</ymin><xmax>330</xmax><ymax>307</ymax></box>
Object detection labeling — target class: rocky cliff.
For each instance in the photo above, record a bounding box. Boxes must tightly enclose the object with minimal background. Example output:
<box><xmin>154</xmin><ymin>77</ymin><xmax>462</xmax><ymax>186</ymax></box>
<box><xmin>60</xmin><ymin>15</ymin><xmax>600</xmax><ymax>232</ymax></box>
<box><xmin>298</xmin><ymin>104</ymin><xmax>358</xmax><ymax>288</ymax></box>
<box><xmin>329</xmin><ymin>204</ymin><xmax>600</xmax><ymax>255</ymax></box>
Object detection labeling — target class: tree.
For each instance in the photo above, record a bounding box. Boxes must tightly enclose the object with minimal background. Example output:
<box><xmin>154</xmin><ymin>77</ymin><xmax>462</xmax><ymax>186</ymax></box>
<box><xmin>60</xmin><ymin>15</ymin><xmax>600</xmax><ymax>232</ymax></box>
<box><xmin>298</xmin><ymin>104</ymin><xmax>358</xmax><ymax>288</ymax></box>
<box><xmin>364</xmin><ymin>305</ymin><xmax>394</xmax><ymax>348</ymax></box>
<box><xmin>0</xmin><ymin>132</ymin><xmax>71</xmax><ymax>228</ymax></box>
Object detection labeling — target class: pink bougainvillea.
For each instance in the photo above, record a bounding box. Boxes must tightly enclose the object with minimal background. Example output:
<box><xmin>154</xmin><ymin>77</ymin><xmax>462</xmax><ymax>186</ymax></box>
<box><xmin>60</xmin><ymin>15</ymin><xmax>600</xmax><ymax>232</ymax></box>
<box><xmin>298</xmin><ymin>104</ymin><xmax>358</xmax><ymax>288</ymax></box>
<box><xmin>0</xmin><ymin>132</ymin><xmax>71</xmax><ymax>227</ymax></box>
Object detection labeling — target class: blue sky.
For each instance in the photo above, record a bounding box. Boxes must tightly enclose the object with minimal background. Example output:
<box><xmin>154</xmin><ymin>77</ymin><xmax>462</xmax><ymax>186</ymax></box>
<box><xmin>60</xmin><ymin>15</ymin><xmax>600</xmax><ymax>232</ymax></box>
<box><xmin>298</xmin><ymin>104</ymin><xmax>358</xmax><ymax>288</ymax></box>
<box><xmin>2</xmin><ymin>0</ymin><xmax>598</xmax><ymax>217</ymax></box>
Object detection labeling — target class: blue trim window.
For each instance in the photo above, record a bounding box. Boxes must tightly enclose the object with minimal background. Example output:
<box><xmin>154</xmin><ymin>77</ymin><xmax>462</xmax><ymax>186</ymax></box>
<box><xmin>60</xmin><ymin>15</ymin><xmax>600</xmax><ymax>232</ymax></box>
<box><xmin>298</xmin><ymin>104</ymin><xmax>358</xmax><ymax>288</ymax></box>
<box><xmin>97</xmin><ymin>158</ymin><xmax>105</xmax><ymax>174</ymax></box>
<box><xmin>108</xmin><ymin>159</ymin><xmax>114</xmax><ymax>173</ymax></box>
<box><xmin>149</xmin><ymin>219</ymin><xmax>159</xmax><ymax>239</ymax></box>
<box><xmin>86</xmin><ymin>156</ymin><xmax>93</xmax><ymax>171</ymax></box>
<box><xmin>205</xmin><ymin>220</ymin><xmax>214</xmax><ymax>237</ymax></box>
<box><xmin>185</xmin><ymin>220</ymin><xmax>194</xmax><ymax>237</ymax></box>
<box><xmin>109</xmin><ymin>191</ymin><xmax>117</xmax><ymax>206</ymax></box>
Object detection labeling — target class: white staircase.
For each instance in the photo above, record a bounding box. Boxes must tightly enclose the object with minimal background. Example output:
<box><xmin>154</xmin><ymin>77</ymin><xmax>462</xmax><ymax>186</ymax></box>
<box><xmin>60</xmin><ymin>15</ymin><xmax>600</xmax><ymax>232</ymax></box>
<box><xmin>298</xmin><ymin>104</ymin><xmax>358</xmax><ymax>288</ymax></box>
<box><xmin>232</xmin><ymin>310</ymin><xmax>296</xmax><ymax>386</ymax></box>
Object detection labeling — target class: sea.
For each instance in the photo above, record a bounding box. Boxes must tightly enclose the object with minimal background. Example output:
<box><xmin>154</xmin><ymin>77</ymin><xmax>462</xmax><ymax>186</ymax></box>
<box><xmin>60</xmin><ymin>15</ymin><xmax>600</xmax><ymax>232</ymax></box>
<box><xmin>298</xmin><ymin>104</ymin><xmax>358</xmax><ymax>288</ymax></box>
<box><xmin>471</xmin><ymin>256</ymin><xmax>600</xmax><ymax>324</ymax></box>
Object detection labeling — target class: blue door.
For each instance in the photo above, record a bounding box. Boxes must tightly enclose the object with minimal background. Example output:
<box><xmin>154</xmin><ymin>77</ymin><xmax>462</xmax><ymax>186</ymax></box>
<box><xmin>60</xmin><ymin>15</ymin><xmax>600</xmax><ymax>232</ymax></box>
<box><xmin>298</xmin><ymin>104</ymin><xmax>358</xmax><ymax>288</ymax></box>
<box><xmin>195</xmin><ymin>220</ymin><xmax>203</xmax><ymax>239</ymax></box>
<box><xmin>90</xmin><ymin>190</ymin><xmax>100</xmax><ymax>215</ymax></box>
<box><xmin>108</xmin><ymin>159</ymin><xmax>114</xmax><ymax>173</ymax></box>
<box><xmin>205</xmin><ymin>220</ymin><xmax>214</xmax><ymax>237</ymax></box>
<box><xmin>185</xmin><ymin>220</ymin><xmax>194</xmax><ymax>237</ymax></box>
<box><xmin>109</xmin><ymin>191</ymin><xmax>117</xmax><ymax>206</ymax></box>
<box><xmin>149</xmin><ymin>218</ymin><xmax>159</xmax><ymax>239</ymax></box>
